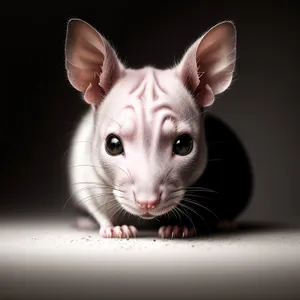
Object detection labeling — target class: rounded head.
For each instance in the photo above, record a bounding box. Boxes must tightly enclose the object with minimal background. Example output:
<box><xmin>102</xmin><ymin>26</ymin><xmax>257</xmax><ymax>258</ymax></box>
<box><xmin>65</xmin><ymin>19</ymin><xmax>237</xmax><ymax>219</ymax></box>
<box><xmin>93</xmin><ymin>68</ymin><xmax>207</xmax><ymax>219</ymax></box>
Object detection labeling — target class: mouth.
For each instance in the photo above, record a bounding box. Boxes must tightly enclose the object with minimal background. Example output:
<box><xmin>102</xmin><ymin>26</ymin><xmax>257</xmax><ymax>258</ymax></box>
<box><xmin>140</xmin><ymin>213</ymin><xmax>155</xmax><ymax>220</ymax></box>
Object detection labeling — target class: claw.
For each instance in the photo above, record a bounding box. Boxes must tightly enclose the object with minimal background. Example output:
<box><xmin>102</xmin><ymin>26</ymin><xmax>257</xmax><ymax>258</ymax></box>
<box><xmin>99</xmin><ymin>225</ymin><xmax>138</xmax><ymax>239</ymax></box>
<box><xmin>158</xmin><ymin>226</ymin><xmax>194</xmax><ymax>239</ymax></box>
<box><xmin>182</xmin><ymin>227</ymin><xmax>189</xmax><ymax>239</ymax></box>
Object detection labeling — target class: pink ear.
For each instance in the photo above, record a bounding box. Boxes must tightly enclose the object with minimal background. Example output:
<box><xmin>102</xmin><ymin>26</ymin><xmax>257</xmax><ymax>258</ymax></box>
<box><xmin>176</xmin><ymin>21</ymin><xmax>237</xmax><ymax>107</ymax></box>
<box><xmin>65</xmin><ymin>19</ymin><xmax>124</xmax><ymax>105</ymax></box>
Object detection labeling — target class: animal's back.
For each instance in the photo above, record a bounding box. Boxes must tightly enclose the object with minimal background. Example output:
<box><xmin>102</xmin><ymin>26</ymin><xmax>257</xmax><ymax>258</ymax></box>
<box><xmin>68</xmin><ymin>108</ymin><xmax>98</xmax><ymax>210</ymax></box>
<box><xmin>189</xmin><ymin>113</ymin><xmax>254</xmax><ymax>232</ymax></box>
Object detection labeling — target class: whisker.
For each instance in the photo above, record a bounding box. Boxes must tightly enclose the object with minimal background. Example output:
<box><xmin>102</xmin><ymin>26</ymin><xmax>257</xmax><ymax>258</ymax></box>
<box><xmin>75</xmin><ymin>194</ymin><xmax>115</xmax><ymax>207</ymax></box>
<box><xmin>180</xmin><ymin>202</ymin><xmax>214</xmax><ymax>232</ymax></box>
<box><xmin>184</xmin><ymin>193</ymin><xmax>216</xmax><ymax>201</ymax></box>
<box><xmin>166</xmin><ymin>211</ymin><xmax>171</xmax><ymax>222</ymax></box>
<box><xmin>71</xmin><ymin>181</ymin><xmax>121</xmax><ymax>190</ymax></box>
<box><xmin>174</xmin><ymin>206</ymin><xmax>197</xmax><ymax>234</ymax></box>
<box><xmin>184</xmin><ymin>187</ymin><xmax>218</xmax><ymax>194</ymax></box>
<box><xmin>121</xmin><ymin>207</ymin><xmax>130</xmax><ymax>221</ymax></box>
<box><xmin>107</xmin><ymin>206</ymin><xmax>124</xmax><ymax>222</ymax></box>
<box><xmin>114</xmin><ymin>165</ymin><xmax>132</xmax><ymax>182</ymax></box>
<box><xmin>179</xmin><ymin>204</ymin><xmax>210</xmax><ymax>233</ymax></box>
<box><xmin>71</xmin><ymin>181</ymin><xmax>125</xmax><ymax>193</ymax></box>
<box><xmin>98</xmin><ymin>201</ymin><xmax>120</xmax><ymax>214</ymax></box>
<box><xmin>165</xmin><ymin>195</ymin><xmax>182</xmax><ymax>203</ymax></box>
<box><xmin>61</xmin><ymin>147</ymin><xmax>71</xmax><ymax>164</ymax></box>
<box><xmin>64</xmin><ymin>190</ymin><xmax>115</xmax><ymax>209</ymax></box>
<box><xmin>72</xmin><ymin>181</ymin><xmax>112</xmax><ymax>187</ymax></box>
<box><xmin>114</xmin><ymin>206</ymin><xmax>125</xmax><ymax>221</ymax></box>
<box><xmin>152</xmin><ymin>217</ymin><xmax>161</xmax><ymax>223</ymax></box>
<box><xmin>69</xmin><ymin>186</ymin><xmax>116</xmax><ymax>199</ymax></box>
<box><xmin>170</xmin><ymin>186</ymin><xmax>217</xmax><ymax>194</ymax></box>
<box><xmin>183</xmin><ymin>198</ymin><xmax>219</xmax><ymax>220</ymax></box>
<box><xmin>63</xmin><ymin>186</ymin><xmax>110</xmax><ymax>209</ymax></box>
<box><xmin>171</xmin><ymin>207</ymin><xmax>181</xmax><ymax>222</ymax></box>
<box><xmin>86</xmin><ymin>199</ymin><xmax>119</xmax><ymax>213</ymax></box>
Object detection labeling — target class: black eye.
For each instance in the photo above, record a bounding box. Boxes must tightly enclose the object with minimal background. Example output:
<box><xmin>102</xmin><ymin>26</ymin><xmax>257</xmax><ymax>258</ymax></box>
<box><xmin>173</xmin><ymin>134</ymin><xmax>193</xmax><ymax>156</ymax></box>
<box><xmin>105</xmin><ymin>134</ymin><xmax>124</xmax><ymax>156</ymax></box>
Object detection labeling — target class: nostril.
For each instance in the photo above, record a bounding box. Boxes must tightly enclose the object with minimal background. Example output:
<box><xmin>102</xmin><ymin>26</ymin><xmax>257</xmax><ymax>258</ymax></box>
<box><xmin>135</xmin><ymin>192</ymin><xmax>161</xmax><ymax>209</ymax></box>
<box><xmin>147</xmin><ymin>199</ymin><xmax>159</xmax><ymax>209</ymax></box>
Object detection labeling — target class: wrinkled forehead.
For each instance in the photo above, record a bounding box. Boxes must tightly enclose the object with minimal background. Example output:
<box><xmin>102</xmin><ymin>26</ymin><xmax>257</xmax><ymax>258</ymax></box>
<box><xmin>97</xmin><ymin>67</ymin><xmax>200</xmax><ymax>136</ymax></box>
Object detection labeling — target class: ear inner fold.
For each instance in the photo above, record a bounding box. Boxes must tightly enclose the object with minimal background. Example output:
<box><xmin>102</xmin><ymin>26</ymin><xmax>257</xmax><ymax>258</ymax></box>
<box><xmin>176</xmin><ymin>21</ymin><xmax>237</xmax><ymax>107</ymax></box>
<box><xmin>65</xmin><ymin>18</ymin><xmax>123</xmax><ymax>105</ymax></box>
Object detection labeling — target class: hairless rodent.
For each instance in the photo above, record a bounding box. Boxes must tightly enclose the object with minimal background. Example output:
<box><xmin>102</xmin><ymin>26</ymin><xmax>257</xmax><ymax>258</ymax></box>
<box><xmin>64</xmin><ymin>18</ymin><xmax>253</xmax><ymax>238</ymax></box>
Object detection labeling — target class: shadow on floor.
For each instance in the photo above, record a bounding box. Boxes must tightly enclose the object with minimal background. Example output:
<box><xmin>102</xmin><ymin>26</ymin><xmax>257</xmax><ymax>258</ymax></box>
<box><xmin>65</xmin><ymin>220</ymin><xmax>300</xmax><ymax>239</ymax></box>
<box><xmin>128</xmin><ymin>220</ymin><xmax>300</xmax><ymax>239</ymax></box>
<box><xmin>0</xmin><ymin>205</ymin><xmax>299</xmax><ymax>240</ymax></box>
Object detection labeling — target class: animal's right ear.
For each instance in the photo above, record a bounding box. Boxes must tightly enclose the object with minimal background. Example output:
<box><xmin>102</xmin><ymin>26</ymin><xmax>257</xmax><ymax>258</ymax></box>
<box><xmin>65</xmin><ymin>18</ymin><xmax>124</xmax><ymax>105</ymax></box>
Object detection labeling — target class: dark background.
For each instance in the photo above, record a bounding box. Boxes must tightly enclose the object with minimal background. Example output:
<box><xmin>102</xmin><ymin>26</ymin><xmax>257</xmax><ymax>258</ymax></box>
<box><xmin>0</xmin><ymin>2</ymin><xmax>299</xmax><ymax>223</ymax></box>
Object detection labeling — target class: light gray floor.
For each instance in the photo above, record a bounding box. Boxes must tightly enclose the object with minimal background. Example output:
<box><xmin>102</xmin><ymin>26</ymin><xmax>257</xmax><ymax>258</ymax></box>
<box><xmin>1</xmin><ymin>215</ymin><xmax>300</xmax><ymax>300</ymax></box>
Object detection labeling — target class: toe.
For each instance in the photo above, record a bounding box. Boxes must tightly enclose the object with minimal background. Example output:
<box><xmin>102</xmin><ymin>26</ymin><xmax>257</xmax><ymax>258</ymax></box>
<box><xmin>99</xmin><ymin>227</ymin><xmax>113</xmax><ymax>238</ymax></box>
<box><xmin>128</xmin><ymin>226</ymin><xmax>137</xmax><ymax>238</ymax></box>
<box><xmin>120</xmin><ymin>225</ymin><xmax>131</xmax><ymax>238</ymax></box>
<box><xmin>158</xmin><ymin>226</ymin><xmax>166</xmax><ymax>238</ymax></box>
<box><xmin>165</xmin><ymin>226</ymin><xmax>173</xmax><ymax>238</ymax></box>
<box><xmin>113</xmin><ymin>226</ymin><xmax>122</xmax><ymax>238</ymax></box>
<box><xmin>171</xmin><ymin>225</ymin><xmax>180</xmax><ymax>238</ymax></box>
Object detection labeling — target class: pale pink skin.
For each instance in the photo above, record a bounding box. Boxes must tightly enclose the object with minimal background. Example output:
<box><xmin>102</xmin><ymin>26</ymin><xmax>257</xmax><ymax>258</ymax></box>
<box><xmin>65</xmin><ymin>19</ymin><xmax>237</xmax><ymax>238</ymax></box>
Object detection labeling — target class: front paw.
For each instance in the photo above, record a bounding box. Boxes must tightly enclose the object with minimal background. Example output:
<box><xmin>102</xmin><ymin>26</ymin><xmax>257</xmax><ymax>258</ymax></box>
<box><xmin>158</xmin><ymin>225</ymin><xmax>195</xmax><ymax>239</ymax></box>
<box><xmin>99</xmin><ymin>225</ymin><xmax>137</xmax><ymax>238</ymax></box>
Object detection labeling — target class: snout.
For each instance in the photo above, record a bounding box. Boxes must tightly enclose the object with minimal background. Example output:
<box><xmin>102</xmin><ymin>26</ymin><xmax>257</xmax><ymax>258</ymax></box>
<box><xmin>134</xmin><ymin>192</ymin><xmax>162</xmax><ymax>210</ymax></box>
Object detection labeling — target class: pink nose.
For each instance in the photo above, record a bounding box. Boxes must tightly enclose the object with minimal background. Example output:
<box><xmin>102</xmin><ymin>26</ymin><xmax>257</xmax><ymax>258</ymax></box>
<box><xmin>135</xmin><ymin>196</ymin><xmax>160</xmax><ymax>209</ymax></box>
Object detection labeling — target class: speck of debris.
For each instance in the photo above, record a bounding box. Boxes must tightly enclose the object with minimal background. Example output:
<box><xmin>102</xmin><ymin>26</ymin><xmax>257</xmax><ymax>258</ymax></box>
<box><xmin>192</xmin><ymin>245</ymin><xmax>195</xmax><ymax>247</ymax></box>
<box><xmin>70</xmin><ymin>240</ymin><xmax>74</xmax><ymax>243</ymax></box>
<box><xmin>153</xmin><ymin>239</ymin><xmax>156</xmax><ymax>242</ymax></box>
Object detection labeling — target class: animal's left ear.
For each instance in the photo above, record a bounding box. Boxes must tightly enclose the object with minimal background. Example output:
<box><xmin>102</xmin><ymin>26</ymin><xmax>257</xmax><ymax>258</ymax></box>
<box><xmin>176</xmin><ymin>21</ymin><xmax>237</xmax><ymax>107</ymax></box>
